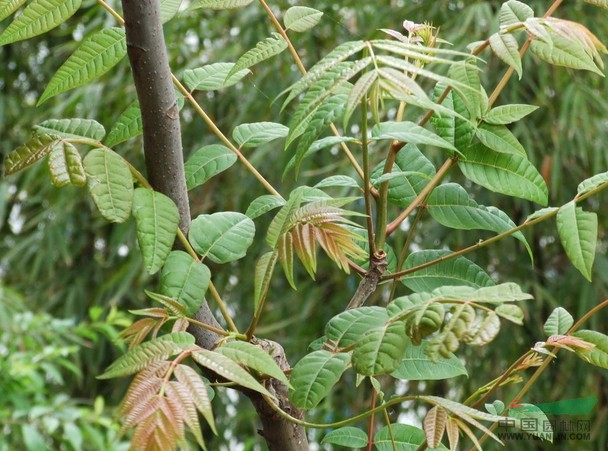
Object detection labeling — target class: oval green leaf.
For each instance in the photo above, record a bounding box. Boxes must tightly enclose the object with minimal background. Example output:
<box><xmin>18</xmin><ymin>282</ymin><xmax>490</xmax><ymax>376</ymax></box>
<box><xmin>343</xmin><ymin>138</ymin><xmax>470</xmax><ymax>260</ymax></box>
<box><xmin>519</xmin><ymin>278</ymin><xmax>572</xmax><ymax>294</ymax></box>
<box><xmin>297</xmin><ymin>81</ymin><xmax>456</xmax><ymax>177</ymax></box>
<box><xmin>556</xmin><ymin>201</ymin><xmax>597</xmax><ymax>281</ymax></box>
<box><xmin>47</xmin><ymin>141</ymin><xmax>86</xmax><ymax>187</ymax></box>
<box><xmin>189</xmin><ymin>212</ymin><xmax>255</xmax><ymax>263</ymax></box>
<box><xmin>184</xmin><ymin>144</ymin><xmax>237</xmax><ymax>190</ymax></box>
<box><xmin>160</xmin><ymin>250</ymin><xmax>210</xmax><ymax>315</ymax></box>
<box><xmin>284</xmin><ymin>6</ymin><xmax>323</xmax><ymax>32</ymax></box>
<box><xmin>352</xmin><ymin>322</ymin><xmax>408</xmax><ymax>376</ymax></box>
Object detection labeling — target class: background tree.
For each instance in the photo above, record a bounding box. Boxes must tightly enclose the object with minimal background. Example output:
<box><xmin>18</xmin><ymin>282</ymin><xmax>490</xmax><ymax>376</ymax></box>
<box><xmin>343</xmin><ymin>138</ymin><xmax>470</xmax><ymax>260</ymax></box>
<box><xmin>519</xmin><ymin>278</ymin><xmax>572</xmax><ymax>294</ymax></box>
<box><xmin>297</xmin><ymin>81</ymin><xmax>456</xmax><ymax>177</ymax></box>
<box><xmin>1</xmin><ymin>0</ymin><xmax>608</xmax><ymax>450</ymax></box>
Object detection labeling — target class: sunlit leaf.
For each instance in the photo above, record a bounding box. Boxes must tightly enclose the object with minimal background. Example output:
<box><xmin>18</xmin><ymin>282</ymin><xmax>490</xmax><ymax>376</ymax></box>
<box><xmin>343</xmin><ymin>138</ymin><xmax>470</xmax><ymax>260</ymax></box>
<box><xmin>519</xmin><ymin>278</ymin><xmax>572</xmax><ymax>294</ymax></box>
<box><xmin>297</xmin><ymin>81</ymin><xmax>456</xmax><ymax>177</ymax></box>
<box><xmin>0</xmin><ymin>0</ymin><xmax>27</xmax><ymax>22</ymax></box>
<box><xmin>572</xmin><ymin>330</ymin><xmax>608</xmax><ymax>369</ymax></box>
<box><xmin>160</xmin><ymin>251</ymin><xmax>210</xmax><ymax>316</ymax></box>
<box><xmin>38</xmin><ymin>27</ymin><xmax>127</xmax><ymax>105</ymax></box>
<box><xmin>190</xmin><ymin>0</ymin><xmax>253</xmax><ymax>9</ymax></box>
<box><xmin>543</xmin><ymin>307</ymin><xmax>574</xmax><ymax>336</ymax></box>
<box><xmin>83</xmin><ymin>149</ymin><xmax>133</xmax><ymax>223</ymax></box>
<box><xmin>499</xmin><ymin>0</ymin><xmax>534</xmax><ymax>27</ymax></box>
<box><xmin>372</xmin><ymin>121</ymin><xmax>457</xmax><ymax>153</ymax></box>
<box><xmin>289</xmin><ymin>350</ymin><xmax>350</xmax><ymax>409</ymax></box>
<box><xmin>483</xmin><ymin>104</ymin><xmax>539</xmax><ymax>125</ymax></box>
<box><xmin>0</xmin><ymin>0</ymin><xmax>82</xmax><ymax>46</ymax></box>
<box><xmin>183</xmin><ymin>63</ymin><xmax>250</xmax><ymax>91</ymax></box>
<box><xmin>184</xmin><ymin>144</ymin><xmax>237</xmax><ymax>190</ymax></box>
<box><xmin>160</xmin><ymin>0</ymin><xmax>182</xmax><ymax>23</ymax></box>
<box><xmin>232</xmin><ymin>122</ymin><xmax>289</xmax><ymax>148</ymax></box>
<box><xmin>104</xmin><ymin>100</ymin><xmax>142</xmax><ymax>147</ymax></box>
<box><xmin>217</xmin><ymin>341</ymin><xmax>290</xmax><ymax>386</ymax></box>
<box><xmin>489</xmin><ymin>32</ymin><xmax>522</xmax><ymax>78</ymax></box>
<box><xmin>556</xmin><ymin>201</ymin><xmax>597</xmax><ymax>281</ymax></box>
<box><xmin>577</xmin><ymin>171</ymin><xmax>608</xmax><ymax>196</ymax></box>
<box><xmin>284</xmin><ymin>6</ymin><xmax>323</xmax><ymax>32</ymax></box>
<box><xmin>3</xmin><ymin>134</ymin><xmax>61</xmax><ymax>175</ymax></box>
<box><xmin>246</xmin><ymin>194</ymin><xmax>286</xmax><ymax>219</ymax></box>
<box><xmin>47</xmin><ymin>141</ymin><xmax>86</xmax><ymax>187</ymax></box>
<box><xmin>227</xmin><ymin>33</ymin><xmax>287</xmax><ymax>79</ymax></box>
<box><xmin>34</xmin><ymin>118</ymin><xmax>106</xmax><ymax>141</ymax></box>
<box><xmin>475</xmin><ymin>123</ymin><xmax>526</xmax><ymax>156</ymax></box>
<box><xmin>189</xmin><ymin>212</ymin><xmax>255</xmax><ymax>263</ymax></box>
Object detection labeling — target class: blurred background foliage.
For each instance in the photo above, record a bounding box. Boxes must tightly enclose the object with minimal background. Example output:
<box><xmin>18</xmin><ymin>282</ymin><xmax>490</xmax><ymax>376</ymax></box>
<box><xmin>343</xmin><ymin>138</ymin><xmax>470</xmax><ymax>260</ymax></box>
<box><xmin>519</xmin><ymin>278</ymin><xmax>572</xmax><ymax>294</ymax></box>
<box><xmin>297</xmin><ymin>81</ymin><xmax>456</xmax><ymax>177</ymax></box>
<box><xmin>1</xmin><ymin>0</ymin><xmax>607</xmax><ymax>449</ymax></box>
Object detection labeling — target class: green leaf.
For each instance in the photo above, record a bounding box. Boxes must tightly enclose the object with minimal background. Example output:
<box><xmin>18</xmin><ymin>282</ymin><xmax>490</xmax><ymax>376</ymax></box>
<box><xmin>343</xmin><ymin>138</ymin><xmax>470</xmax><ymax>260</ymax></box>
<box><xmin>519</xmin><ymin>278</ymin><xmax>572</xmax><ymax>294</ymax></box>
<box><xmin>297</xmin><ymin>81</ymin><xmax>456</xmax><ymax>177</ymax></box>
<box><xmin>232</xmin><ymin>122</ymin><xmax>289</xmax><ymax>148</ymax></box>
<box><xmin>321</xmin><ymin>427</ymin><xmax>368</xmax><ymax>448</ymax></box>
<box><xmin>283</xmin><ymin>136</ymin><xmax>358</xmax><ymax>178</ymax></box>
<box><xmin>104</xmin><ymin>100</ymin><xmax>142</xmax><ymax>147</ymax></box>
<box><xmin>577</xmin><ymin>171</ymin><xmax>608</xmax><ymax>196</ymax></box>
<box><xmin>190</xmin><ymin>0</ymin><xmax>253</xmax><ymax>9</ymax></box>
<box><xmin>132</xmin><ymin>188</ymin><xmax>180</xmax><ymax>274</ymax></box>
<box><xmin>217</xmin><ymin>341</ymin><xmax>290</xmax><ymax>386</ymax></box>
<box><xmin>508</xmin><ymin>404</ymin><xmax>553</xmax><ymax>442</ymax></box>
<box><xmin>21</xmin><ymin>424</ymin><xmax>47</xmax><ymax>451</ymax></box>
<box><xmin>530</xmin><ymin>32</ymin><xmax>604</xmax><ymax>76</ymax></box>
<box><xmin>160</xmin><ymin>0</ymin><xmax>182</xmax><ymax>23</ymax></box>
<box><xmin>160</xmin><ymin>250</ymin><xmax>210</xmax><ymax>316</ymax></box>
<box><xmin>191</xmin><ymin>349</ymin><xmax>275</xmax><ymax>399</ymax></box>
<box><xmin>38</xmin><ymin>27</ymin><xmax>126</xmax><ymax>105</ymax></box>
<box><xmin>0</xmin><ymin>0</ymin><xmax>82</xmax><ymax>46</ymax></box>
<box><xmin>484</xmin><ymin>104</ymin><xmax>539</xmax><ymax>125</ymax></box>
<box><xmin>289</xmin><ymin>350</ymin><xmax>350</xmax><ymax>409</ymax></box>
<box><xmin>83</xmin><ymin>149</ymin><xmax>133</xmax><ymax>223</ymax></box>
<box><xmin>583</xmin><ymin>0</ymin><xmax>608</xmax><ymax>8</ymax></box>
<box><xmin>475</xmin><ymin>123</ymin><xmax>526</xmax><ymax>156</ymax></box>
<box><xmin>246</xmin><ymin>195</ymin><xmax>286</xmax><ymax>219</ymax></box>
<box><xmin>3</xmin><ymin>134</ymin><xmax>61</xmax><ymax>175</ymax></box>
<box><xmin>526</xmin><ymin>207</ymin><xmax>558</xmax><ymax>222</ymax></box>
<box><xmin>572</xmin><ymin>330</ymin><xmax>608</xmax><ymax>369</ymax></box>
<box><xmin>429</xmin><ymin>282</ymin><xmax>533</xmax><ymax>304</ymax></box>
<box><xmin>499</xmin><ymin>0</ymin><xmax>534</xmax><ymax>26</ymax></box>
<box><xmin>375</xmin><ymin>424</ymin><xmax>446</xmax><ymax>451</ymax></box>
<box><xmin>266</xmin><ymin>190</ymin><xmax>303</xmax><ymax>248</ymax></box>
<box><xmin>0</xmin><ymin>0</ymin><xmax>27</xmax><ymax>22</ymax></box>
<box><xmin>401</xmin><ymin>250</ymin><xmax>495</xmax><ymax>293</ymax></box>
<box><xmin>98</xmin><ymin>332</ymin><xmax>195</xmax><ymax>379</ymax></box>
<box><xmin>352</xmin><ymin>322</ymin><xmax>408</xmax><ymax>376</ymax></box>
<box><xmin>47</xmin><ymin>141</ymin><xmax>86</xmax><ymax>187</ymax></box>
<box><xmin>427</xmin><ymin>183</ymin><xmax>530</xmax><ymax>249</ymax></box>
<box><xmin>184</xmin><ymin>144</ymin><xmax>237</xmax><ymax>190</ymax></box>
<box><xmin>489</xmin><ymin>32</ymin><xmax>522</xmax><ymax>78</ymax></box>
<box><xmin>284</xmin><ymin>6</ymin><xmax>323</xmax><ymax>32</ymax></box>
<box><xmin>183</xmin><ymin>63</ymin><xmax>250</xmax><ymax>91</ymax></box>
<box><xmin>556</xmin><ymin>201</ymin><xmax>597</xmax><ymax>281</ymax></box>
<box><xmin>343</xmin><ymin>69</ymin><xmax>378</xmax><ymax>128</ymax></box>
<box><xmin>495</xmin><ymin>304</ymin><xmax>524</xmax><ymax>325</ymax></box>
<box><xmin>392</xmin><ymin>340</ymin><xmax>467</xmax><ymax>380</ymax></box>
<box><xmin>325</xmin><ymin>307</ymin><xmax>389</xmax><ymax>347</ymax></box>
<box><xmin>459</xmin><ymin>143</ymin><xmax>548</xmax><ymax>205</ymax></box>
<box><xmin>227</xmin><ymin>33</ymin><xmax>287</xmax><ymax>79</ymax></box>
<box><xmin>189</xmin><ymin>212</ymin><xmax>255</xmax><ymax>263</ymax></box>
<box><xmin>315</xmin><ymin>175</ymin><xmax>360</xmax><ymax>189</ymax></box>
<box><xmin>254</xmin><ymin>251</ymin><xmax>277</xmax><ymax>314</ymax></box>
<box><xmin>370</xmin><ymin>143</ymin><xmax>436</xmax><ymax>207</ymax></box>
<box><xmin>430</xmin><ymin>85</ymin><xmax>474</xmax><ymax>154</ymax></box>
<box><xmin>34</xmin><ymin>118</ymin><xmax>106</xmax><ymax>141</ymax></box>
<box><xmin>449</xmin><ymin>59</ymin><xmax>482</xmax><ymax>119</ymax></box>
<box><xmin>543</xmin><ymin>307</ymin><xmax>574</xmax><ymax>336</ymax></box>
<box><xmin>372</xmin><ymin>121</ymin><xmax>457</xmax><ymax>153</ymax></box>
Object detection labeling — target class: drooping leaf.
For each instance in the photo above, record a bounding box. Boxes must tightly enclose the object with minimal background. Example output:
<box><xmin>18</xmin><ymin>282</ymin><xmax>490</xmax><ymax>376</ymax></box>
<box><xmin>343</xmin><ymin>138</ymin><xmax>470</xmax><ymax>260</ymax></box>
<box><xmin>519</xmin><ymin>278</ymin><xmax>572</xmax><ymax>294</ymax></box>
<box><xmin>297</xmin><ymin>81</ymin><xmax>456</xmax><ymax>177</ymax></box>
<box><xmin>0</xmin><ymin>0</ymin><xmax>27</xmax><ymax>22</ymax></box>
<box><xmin>572</xmin><ymin>330</ymin><xmax>608</xmax><ymax>369</ymax></box>
<box><xmin>427</xmin><ymin>183</ymin><xmax>530</xmax><ymax>250</ymax></box>
<box><xmin>321</xmin><ymin>427</ymin><xmax>368</xmax><ymax>448</ymax></box>
<box><xmin>325</xmin><ymin>307</ymin><xmax>389</xmax><ymax>348</ymax></box>
<box><xmin>448</xmin><ymin>59</ymin><xmax>483</xmax><ymax>119</ymax></box>
<box><xmin>83</xmin><ymin>148</ymin><xmax>133</xmax><ymax>223</ymax></box>
<box><xmin>475</xmin><ymin>123</ymin><xmax>526</xmax><ymax>156</ymax></box>
<box><xmin>98</xmin><ymin>332</ymin><xmax>195</xmax><ymax>379</ymax></box>
<box><xmin>459</xmin><ymin>143</ymin><xmax>548</xmax><ymax>205</ymax></box>
<box><xmin>430</xmin><ymin>84</ymin><xmax>474</xmax><ymax>154</ymax></box>
<box><xmin>266</xmin><ymin>190</ymin><xmax>303</xmax><ymax>248</ymax></box>
<box><xmin>343</xmin><ymin>69</ymin><xmax>378</xmax><ymax>128</ymax></box>
<box><xmin>556</xmin><ymin>201</ymin><xmax>597</xmax><ymax>281</ymax></box>
<box><xmin>352</xmin><ymin>322</ymin><xmax>408</xmax><ymax>376</ymax></box>
<box><xmin>159</xmin><ymin>0</ymin><xmax>182</xmax><ymax>23</ymax></box>
<box><xmin>499</xmin><ymin>0</ymin><xmax>534</xmax><ymax>26</ymax></box>
<box><xmin>183</xmin><ymin>63</ymin><xmax>250</xmax><ymax>91</ymax></box>
<box><xmin>289</xmin><ymin>350</ymin><xmax>350</xmax><ymax>409</ymax></box>
<box><xmin>38</xmin><ymin>27</ymin><xmax>127</xmax><ymax>105</ymax></box>
<box><xmin>192</xmin><ymin>349</ymin><xmax>275</xmax><ymax>399</ymax></box>
<box><xmin>543</xmin><ymin>307</ymin><xmax>574</xmax><ymax>336</ymax></box>
<box><xmin>226</xmin><ymin>33</ymin><xmax>287</xmax><ymax>79</ymax></box>
<box><xmin>392</xmin><ymin>340</ymin><xmax>467</xmax><ymax>380</ymax></box>
<box><xmin>216</xmin><ymin>341</ymin><xmax>289</xmax><ymax>386</ymax></box>
<box><xmin>283</xmin><ymin>6</ymin><xmax>323</xmax><ymax>32</ymax></box>
<box><xmin>577</xmin><ymin>171</ymin><xmax>608</xmax><ymax>195</ymax></box>
<box><xmin>370</xmin><ymin>143</ymin><xmax>436</xmax><ymax>207</ymax></box>
<box><xmin>131</xmin><ymin>189</ymin><xmax>179</xmax><ymax>274</ymax></box>
<box><xmin>232</xmin><ymin>122</ymin><xmax>289</xmax><ymax>148</ymax></box>
<box><xmin>104</xmin><ymin>100</ymin><xmax>142</xmax><ymax>147</ymax></box>
<box><xmin>160</xmin><ymin>251</ymin><xmax>210</xmax><ymax>316</ymax></box>
<box><xmin>530</xmin><ymin>30</ymin><xmax>604</xmax><ymax>76</ymax></box>
<box><xmin>484</xmin><ymin>104</ymin><xmax>539</xmax><ymax>125</ymax></box>
<box><xmin>3</xmin><ymin>134</ymin><xmax>61</xmax><ymax>175</ymax></box>
<box><xmin>34</xmin><ymin>118</ymin><xmax>106</xmax><ymax>141</ymax></box>
<box><xmin>371</xmin><ymin>121</ymin><xmax>457</xmax><ymax>153</ymax></box>
<box><xmin>246</xmin><ymin>194</ymin><xmax>286</xmax><ymax>219</ymax></box>
<box><xmin>173</xmin><ymin>364</ymin><xmax>215</xmax><ymax>434</ymax></box>
<box><xmin>189</xmin><ymin>212</ymin><xmax>255</xmax><ymax>263</ymax></box>
<box><xmin>184</xmin><ymin>144</ymin><xmax>237</xmax><ymax>190</ymax></box>
<box><xmin>0</xmin><ymin>0</ymin><xmax>82</xmax><ymax>46</ymax></box>
<box><xmin>495</xmin><ymin>304</ymin><xmax>524</xmax><ymax>325</ymax></box>
<box><xmin>489</xmin><ymin>32</ymin><xmax>522</xmax><ymax>78</ymax></box>
<box><xmin>253</xmin><ymin>251</ymin><xmax>277</xmax><ymax>314</ymax></box>
<box><xmin>47</xmin><ymin>141</ymin><xmax>86</xmax><ymax>187</ymax></box>
<box><xmin>374</xmin><ymin>424</ymin><xmax>447</xmax><ymax>451</ymax></box>
<box><xmin>430</xmin><ymin>282</ymin><xmax>533</xmax><ymax>304</ymax></box>
<box><xmin>190</xmin><ymin>0</ymin><xmax>253</xmax><ymax>9</ymax></box>
<box><xmin>401</xmin><ymin>250</ymin><xmax>494</xmax><ymax>293</ymax></box>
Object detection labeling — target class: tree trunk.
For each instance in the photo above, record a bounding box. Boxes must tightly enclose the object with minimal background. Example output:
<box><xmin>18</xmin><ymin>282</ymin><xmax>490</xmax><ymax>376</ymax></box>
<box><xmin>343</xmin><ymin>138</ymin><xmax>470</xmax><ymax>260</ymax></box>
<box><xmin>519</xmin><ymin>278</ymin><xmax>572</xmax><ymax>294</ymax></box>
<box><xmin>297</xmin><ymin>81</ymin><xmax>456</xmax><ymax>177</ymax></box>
<box><xmin>120</xmin><ymin>1</ymin><xmax>308</xmax><ymax>448</ymax></box>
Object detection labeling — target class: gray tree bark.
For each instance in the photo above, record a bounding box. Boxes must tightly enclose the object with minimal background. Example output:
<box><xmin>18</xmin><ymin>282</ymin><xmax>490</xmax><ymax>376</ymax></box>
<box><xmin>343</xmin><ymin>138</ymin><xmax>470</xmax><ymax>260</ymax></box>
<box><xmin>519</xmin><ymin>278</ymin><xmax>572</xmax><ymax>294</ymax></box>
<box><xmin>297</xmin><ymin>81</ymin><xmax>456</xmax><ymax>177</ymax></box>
<box><xmin>120</xmin><ymin>2</ymin><xmax>308</xmax><ymax>449</ymax></box>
